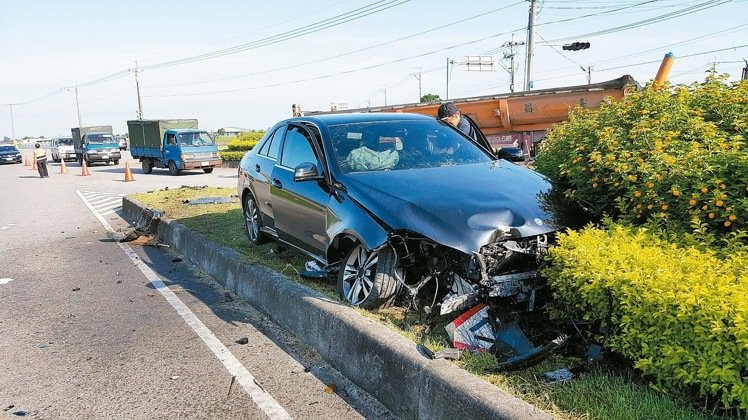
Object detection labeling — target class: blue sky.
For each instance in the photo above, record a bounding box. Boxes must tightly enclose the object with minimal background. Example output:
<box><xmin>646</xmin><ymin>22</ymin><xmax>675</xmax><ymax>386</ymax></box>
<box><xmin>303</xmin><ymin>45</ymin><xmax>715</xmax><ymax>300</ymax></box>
<box><xmin>2</xmin><ymin>0</ymin><xmax>747</xmax><ymax>138</ymax></box>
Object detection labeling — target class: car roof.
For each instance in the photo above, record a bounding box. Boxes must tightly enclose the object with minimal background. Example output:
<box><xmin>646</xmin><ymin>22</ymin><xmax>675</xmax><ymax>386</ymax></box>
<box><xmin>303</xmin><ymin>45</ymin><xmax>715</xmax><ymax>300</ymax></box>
<box><xmin>286</xmin><ymin>112</ymin><xmax>436</xmax><ymax>126</ymax></box>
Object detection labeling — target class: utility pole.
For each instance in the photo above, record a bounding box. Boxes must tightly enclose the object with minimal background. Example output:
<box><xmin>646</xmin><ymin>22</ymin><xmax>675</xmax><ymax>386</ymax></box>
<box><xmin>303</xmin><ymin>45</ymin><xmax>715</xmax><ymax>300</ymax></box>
<box><xmin>74</xmin><ymin>85</ymin><xmax>82</xmax><ymax>128</ymax></box>
<box><xmin>524</xmin><ymin>0</ymin><xmax>538</xmax><ymax>91</ymax></box>
<box><xmin>411</xmin><ymin>68</ymin><xmax>422</xmax><ymax>101</ymax></box>
<box><xmin>581</xmin><ymin>66</ymin><xmax>593</xmax><ymax>84</ymax></box>
<box><xmin>134</xmin><ymin>61</ymin><xmax>144</xmax><ymax>119</ymax></box>
<box><xmin>9</xmin><ymin>104</ymin><xmax>16</xmax><ymax>143</ymax></box>
<box><xmin>502</xmin><ymin>36</ymin><xmax>525</xmax><ymax>92</ymax></box>
<box><xmin>445</xmin><ymin>58</ymin><xmax>455</xmax><ymax>100</ymax></box>
<box><xmin>381</xmin><ymin>87</ymin><xmax>388</xmax><ymax>106</ymax></box>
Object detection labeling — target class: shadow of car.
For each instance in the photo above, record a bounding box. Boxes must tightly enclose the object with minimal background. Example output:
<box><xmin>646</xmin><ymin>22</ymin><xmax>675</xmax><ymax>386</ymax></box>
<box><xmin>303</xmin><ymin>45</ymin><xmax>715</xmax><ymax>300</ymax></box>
<box><xmin>0</xmin><ymin>144</ymin><xmax>22</xmax><ymax>164</ymax></box>
<box><xmin>497</xmin><ymin>146</ymin><xmax>524</xmax><ymax>162</ymax></box>
<box><xmin>237</xmin><ymin>113</ymin><xmax>563</xmax><ymax>315</ymax></box>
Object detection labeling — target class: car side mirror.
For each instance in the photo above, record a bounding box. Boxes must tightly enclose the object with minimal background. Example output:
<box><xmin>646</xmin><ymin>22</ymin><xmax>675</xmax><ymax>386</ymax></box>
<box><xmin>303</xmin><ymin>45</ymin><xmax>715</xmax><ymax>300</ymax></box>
<box><xmin>294</xmin><ymin>162</ymin><xmax>324</xmax><ymax>182</ymax></box>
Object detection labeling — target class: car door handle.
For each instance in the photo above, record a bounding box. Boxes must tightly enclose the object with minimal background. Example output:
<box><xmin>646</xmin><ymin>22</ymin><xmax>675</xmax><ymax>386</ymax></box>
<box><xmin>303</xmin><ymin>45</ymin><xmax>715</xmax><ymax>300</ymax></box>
<box><xmin>272</xmin><ymin>178</ymin><xmax>282</xmax><ymax>189</ymax></box>
<box><xmin>255</xmin><ymin>164</ymin><xmax>261</xmax><ymax>172</ymax></box>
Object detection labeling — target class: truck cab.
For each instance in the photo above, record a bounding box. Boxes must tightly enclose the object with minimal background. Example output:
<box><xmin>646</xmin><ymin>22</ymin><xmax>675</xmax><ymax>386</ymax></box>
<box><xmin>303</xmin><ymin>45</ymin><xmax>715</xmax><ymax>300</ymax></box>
<box><xmin>80</xmin><ymin>132</ymin><xmax>121</xmax><ymax>166</ymax></box>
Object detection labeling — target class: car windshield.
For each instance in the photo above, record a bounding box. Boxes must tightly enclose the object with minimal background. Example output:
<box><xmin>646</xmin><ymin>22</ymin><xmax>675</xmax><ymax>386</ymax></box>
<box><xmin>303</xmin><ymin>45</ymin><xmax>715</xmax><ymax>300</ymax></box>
<box><xmin>0</xmin><ymin>146</ymin><xmax>18</xmax><ymax>152</ymax></box>
<box><xmin>328</xmin><ymin>120</ymin><xmax>492</xmax><ymax>173</ymax></box>
<box><xmin>87</xmin><ymin>134</ymin><xmax>115</xmax><ymax>144</ymax></box>
<box><xmin>57</xmin><ymin>138</ymin><xmax>73</xmax><ymax>146</ymax></box>
<box><xmin>178</xmin><ymin>132</ymin><xmax>214</xmax><ymax>147</ymax></box>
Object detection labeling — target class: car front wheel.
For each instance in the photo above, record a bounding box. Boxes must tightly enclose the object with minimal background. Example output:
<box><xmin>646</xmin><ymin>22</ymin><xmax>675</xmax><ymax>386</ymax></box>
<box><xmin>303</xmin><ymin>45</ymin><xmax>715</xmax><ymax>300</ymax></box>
<box><xmin>243</xmin><ymin>192</ymin><xmax>267</xmax><ymax>245</ymax></box>
<box><xmin>168</xmin><ymin>161</ymin><xmax>181</xmax><ymax>176</ymax></box>
<box><xmin>337</xmin><ymin>244</ymin><xmax>400</xmax><ymax>309</ymax></box>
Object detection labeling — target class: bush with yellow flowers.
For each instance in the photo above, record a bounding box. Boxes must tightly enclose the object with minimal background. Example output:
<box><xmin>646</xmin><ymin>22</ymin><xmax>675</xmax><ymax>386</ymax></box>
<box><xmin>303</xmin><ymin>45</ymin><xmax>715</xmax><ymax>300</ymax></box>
<box><xmin>544</xmin><ymin>223</ymin><xmax>748</xmax><ymax>410</ymax></box>
<box><xmin>535</xmin><ymin>74</ymin><xmax>748</xmax><ymax>236</ymax></box>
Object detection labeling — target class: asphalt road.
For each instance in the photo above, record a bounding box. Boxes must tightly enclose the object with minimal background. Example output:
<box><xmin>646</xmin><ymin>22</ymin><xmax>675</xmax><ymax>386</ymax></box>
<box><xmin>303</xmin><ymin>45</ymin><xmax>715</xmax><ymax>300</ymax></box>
<box><xmin>0</xmin><ymin>153</ymin><xmax>395</xmax><ymax>419</ymax></box>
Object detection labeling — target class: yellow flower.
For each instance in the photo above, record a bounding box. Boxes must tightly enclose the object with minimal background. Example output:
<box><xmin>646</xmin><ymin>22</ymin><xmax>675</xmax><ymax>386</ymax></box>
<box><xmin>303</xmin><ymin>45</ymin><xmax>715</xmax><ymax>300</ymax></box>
<box><xmin>672</xmin><ymin>189</ymin><xmax>681</xmax><ymax>197</ymax></box>
<box><xmin>636</xmin><ymin>204</ymin><xmax>642</xmax><ymax>209</ymax></box>
<box><xmin>647</xmin><ymin>204</ymin><xmax>654</xmax><ymax>210</ymax></box>
<box><xmin>716</xmin><ymin>200</ymin><xmax>724</xmax><ymax>207</ymax></box>
<box><xmin>592</xmin><ymin>182</ymin><xmax>598</xmax><ymax>189</ymax></box>
<box><xmin>719</xmin><ymin>183</ymin><xmax>726</xmax><ymax>189</ymax></box>
<box><xmin>724</xmin><ymin>221</ymin><xmax>732</xmax><ymax>227</ymax></box>
<box><xmin>729</xmin><ymin>214</ymin><xmax>737</xmax><ymax>221</ymax></box>
<box><xmin>634</xmin><ymin>191</ymin><xmax>642</xmax><ymax>197</ymax></box>
<box><xmin>708</xmin><ymin>213</ymin><xmax>716</xmax><ymax>219</ymax></box>
<box><xmin>661</xmin><ymin>204</ymin><xmax>669</xmax><ymax>211</ymax></box>
<box><xmin>701</xmin><ymin>187</ymin><xmax>709</xmax><ymax>193</ymax></box>
<box><xmin>628</xmin><ymin>175</ymin><xmax>638</xmax><ymax>182</ymax></box>
<box><xmin>689</xmin><ymin>199</ymin><xmax>697</xmax><ymax>206</ymax></box>
<box><xmin>646</xmin><ymin>182</ymin><xmax>654</xmax><ymax>189</ymax></box>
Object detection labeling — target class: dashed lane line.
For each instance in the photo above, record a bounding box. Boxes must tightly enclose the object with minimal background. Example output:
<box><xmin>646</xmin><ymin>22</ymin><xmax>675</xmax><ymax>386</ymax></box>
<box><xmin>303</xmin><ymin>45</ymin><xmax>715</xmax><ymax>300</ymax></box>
<box><xmin>77</xmin><ymin>189</ymin><xmax>291</xmax><ymax>420</ymax></box>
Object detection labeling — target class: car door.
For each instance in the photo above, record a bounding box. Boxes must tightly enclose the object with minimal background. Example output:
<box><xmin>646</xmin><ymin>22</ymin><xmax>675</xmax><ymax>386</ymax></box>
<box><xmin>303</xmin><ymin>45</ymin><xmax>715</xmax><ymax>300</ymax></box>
<box><xmin>251</xmin><ymin>125</ymin><xmax>287</xmax><ymax>232</ymax></box>
<box><xmin>270</xmin><ymin>124</ymin><xmax>329</xmax><ymax>259</ymax></box>
<box><xmin>462</xmin><ymin>114</ymin><xmax>496</xmax><ymax>158</ymax></box>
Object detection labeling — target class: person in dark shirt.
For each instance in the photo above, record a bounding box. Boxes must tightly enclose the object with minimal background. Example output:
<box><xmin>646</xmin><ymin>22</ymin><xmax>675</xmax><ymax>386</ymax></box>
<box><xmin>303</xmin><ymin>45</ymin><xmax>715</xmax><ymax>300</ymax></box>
<box><xmin>437</xmin><ymin>102</ymin><xmax>477</xmax><ymax>141</ymax></box>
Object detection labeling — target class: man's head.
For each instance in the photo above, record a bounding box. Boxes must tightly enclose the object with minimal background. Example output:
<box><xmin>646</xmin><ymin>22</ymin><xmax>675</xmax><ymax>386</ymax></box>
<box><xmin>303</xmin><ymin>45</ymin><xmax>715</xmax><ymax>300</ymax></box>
<box><xmin>35</xmin><ymin>143</ymin><xmax>40</xmax><ymax>148</ymax></box>
<box><xmin>437</xmin><ymin>102</ymin><xmax>461</xmax><ymax>127</ymax></box>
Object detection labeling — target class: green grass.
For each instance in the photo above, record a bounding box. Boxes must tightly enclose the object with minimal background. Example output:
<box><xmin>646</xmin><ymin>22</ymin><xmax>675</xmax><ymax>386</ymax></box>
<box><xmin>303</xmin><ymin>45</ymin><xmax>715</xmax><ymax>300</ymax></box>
<box><xmin>130</xmin><ymin>186</ymin><xmax>731</xmax><ymax>420</ymax></box>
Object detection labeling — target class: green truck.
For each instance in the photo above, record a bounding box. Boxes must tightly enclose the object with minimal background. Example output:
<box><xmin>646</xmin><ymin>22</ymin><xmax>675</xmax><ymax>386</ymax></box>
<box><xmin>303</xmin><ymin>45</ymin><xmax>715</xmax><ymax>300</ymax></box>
<box><xmin>71</xmin><ymin>125</ymin><xmax>120</xmax><ymax>166</ymax></box>
<box><xmin>128</xmin><ymin>119</ymin><xmax>222</xmax><ymax>175</ymax></box>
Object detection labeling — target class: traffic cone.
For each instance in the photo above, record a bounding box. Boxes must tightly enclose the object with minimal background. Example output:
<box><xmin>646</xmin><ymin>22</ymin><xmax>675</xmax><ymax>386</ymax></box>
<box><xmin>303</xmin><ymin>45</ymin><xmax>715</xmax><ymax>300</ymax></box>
<box><xmin>81</xmin><ymin>160</ymin><xmax>90</xmax><ymax>176</ymax></box>
<box><xmin>60</xmin><ymin>159</ymin><xmax>68</xmax><ymax>174</ymax></box>
<box><xmin>24</xmin><ymin>157</ymin><xmax>29</xmax><ymax>167</ymax></box>
<box><xmin>124</xmin><ymin>162</ymin><xmax>135</xmax><ymax>182</ymax></box>
<box><xmin>32</xmin><ymin>158</ymin><xmax>37</xmax><ymax>170</ymax></box>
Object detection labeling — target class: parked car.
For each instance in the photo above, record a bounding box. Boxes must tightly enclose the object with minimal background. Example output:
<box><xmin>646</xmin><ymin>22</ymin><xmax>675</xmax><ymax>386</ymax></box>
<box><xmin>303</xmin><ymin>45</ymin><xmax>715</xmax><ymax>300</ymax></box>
<box><xmin>51</xmin><ymin>137</ymin><xmax>76</xmax><ymax>162</ymax></box>
<box><xmin>237</xmin><ymin>113</ymin><xmax>563</xmax><ymax>315</ymax></box>
<box><xmin>497</xmin><ymin>146</ymin><xmax>524</xmax><ymax>162</ymax></box>
<box><xmin>0</xmin><ymin>144</ymin><xmax>22</xmax><ymax>164</ymax></box>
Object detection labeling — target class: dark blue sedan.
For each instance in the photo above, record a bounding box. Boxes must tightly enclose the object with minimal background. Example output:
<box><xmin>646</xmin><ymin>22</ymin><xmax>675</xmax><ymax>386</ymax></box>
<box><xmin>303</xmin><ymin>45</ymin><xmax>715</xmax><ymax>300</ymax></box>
<box><xmin>0</xmin><ymin>144</ymin><xmax>22</xmax><ymax>164</ymax></box>
<box><xmin>237</xmin><ymin>113</ymin><xmax>561</xmax><ymax>312</ymax></box>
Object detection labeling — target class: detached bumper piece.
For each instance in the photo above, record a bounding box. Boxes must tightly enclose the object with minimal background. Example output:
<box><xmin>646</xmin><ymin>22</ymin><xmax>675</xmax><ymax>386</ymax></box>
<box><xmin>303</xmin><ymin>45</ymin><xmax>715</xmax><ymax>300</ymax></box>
<box><xmin>443</xmin><ymin>304</ymin><xmax>568</xmax><ymax>370</ymax></box>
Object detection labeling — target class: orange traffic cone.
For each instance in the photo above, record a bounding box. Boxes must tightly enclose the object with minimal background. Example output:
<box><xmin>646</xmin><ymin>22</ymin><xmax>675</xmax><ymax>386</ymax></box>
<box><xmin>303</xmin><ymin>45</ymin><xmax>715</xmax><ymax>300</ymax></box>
<box><xmin>60</xmin><ymin>159</ymin><xmax>68</xmax><ymax>174</ymax></box>
<box><xmin>32</xmin><ymin>158</ymin><xmax>37</xmax><ymax>170</ymax></box>
<box><xmin>24</xmin><ymin>157</ymin><xmax>29</xmax><ymax>167</ymax></box>
<box><xmin>124</xmin><ymin>162</ymin><xmax>135</xmax><ymax>182</ymax></box>
<box><xmin>81</xmin><ymin>160</ymin><xmax>91</xmax><ymax>176</ymax></box>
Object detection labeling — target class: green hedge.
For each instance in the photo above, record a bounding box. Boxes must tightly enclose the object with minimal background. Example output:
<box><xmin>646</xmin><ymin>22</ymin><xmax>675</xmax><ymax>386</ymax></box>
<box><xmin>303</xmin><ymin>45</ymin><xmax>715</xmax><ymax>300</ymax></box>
<box><xmin>543</xmin><ymin>223</ymin><xmax>748</xmax><ymax>410</ymax></box>
<box><xmin>219</xmin><ymin>151</ymin><xmax>246</xmax><ymax>161</ymax></box>
<box><xmin>225</xmin><ymin>131</ymin><xmax>265</xmax><ymax>152</ymax></box>
<box><xmin>535</xmin><ymin>75</ymin><xmax>748</xmax><ymax>237</ymax></box>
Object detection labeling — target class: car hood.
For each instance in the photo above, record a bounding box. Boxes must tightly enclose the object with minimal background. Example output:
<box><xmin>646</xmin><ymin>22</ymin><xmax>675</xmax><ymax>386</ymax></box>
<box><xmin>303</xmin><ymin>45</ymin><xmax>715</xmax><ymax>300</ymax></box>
<box><xmin>341</xmin><ymin>161</ymin><xmax>559</xmax><ymax>254</ymax></box>
<box><xmin>0</xmin><ymin>150</ymin><xmax>20</xmax><ymax>156</ymax></box>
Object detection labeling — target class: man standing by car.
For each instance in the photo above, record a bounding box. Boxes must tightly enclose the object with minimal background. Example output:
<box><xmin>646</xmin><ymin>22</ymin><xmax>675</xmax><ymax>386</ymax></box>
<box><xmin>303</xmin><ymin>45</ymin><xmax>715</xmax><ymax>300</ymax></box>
<box><xmin>437</xmin><ymin>102</ymin><xmax>477</xmax><ymax>141</ymax></box>
<box><xmin>33</xmin><ymin>143</ymin><xmax>49</xmax><ymax>178</ymax></box>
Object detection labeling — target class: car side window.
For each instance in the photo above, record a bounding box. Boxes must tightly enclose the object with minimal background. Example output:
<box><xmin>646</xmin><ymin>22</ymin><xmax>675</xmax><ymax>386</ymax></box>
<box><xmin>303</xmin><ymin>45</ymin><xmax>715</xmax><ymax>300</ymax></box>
<box><xmin>280</xmin><ymin>126</ymin><xmax>318</xmax><ymax>169</ymax></box>
<box><xmin>267</xmin><ymin>126</ymin><xmax>286</xmax><ymax>159</ymax></box>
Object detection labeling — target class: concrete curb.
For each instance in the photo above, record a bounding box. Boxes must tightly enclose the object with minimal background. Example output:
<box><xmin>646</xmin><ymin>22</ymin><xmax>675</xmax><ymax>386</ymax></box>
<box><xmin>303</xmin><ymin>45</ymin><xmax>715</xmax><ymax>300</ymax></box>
<box><xmin>123</xmin><ymin>197</ymin><xmax>552</xmax><ymax>420</ymax></box>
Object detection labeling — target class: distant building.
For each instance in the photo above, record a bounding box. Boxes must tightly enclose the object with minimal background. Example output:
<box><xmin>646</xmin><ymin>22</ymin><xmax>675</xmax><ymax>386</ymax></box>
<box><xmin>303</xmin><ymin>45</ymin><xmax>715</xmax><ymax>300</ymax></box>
<box><xmin>218</xmin><ymin>127</ymin><xmax>250</xmax><ymax>137</ymax></box>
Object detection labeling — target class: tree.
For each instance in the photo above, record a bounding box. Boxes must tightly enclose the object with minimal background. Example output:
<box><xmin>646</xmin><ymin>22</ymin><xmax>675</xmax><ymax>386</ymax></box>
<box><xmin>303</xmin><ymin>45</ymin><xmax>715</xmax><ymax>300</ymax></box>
<box><xmin>217</xmin><ymin>128</ymin><xmax>226</xmax><ymax>136</ymax></box>
<box><xmin>420</xmin><ymin>93</ymin><xmax>440</xmax><ymax>103</ymax></box>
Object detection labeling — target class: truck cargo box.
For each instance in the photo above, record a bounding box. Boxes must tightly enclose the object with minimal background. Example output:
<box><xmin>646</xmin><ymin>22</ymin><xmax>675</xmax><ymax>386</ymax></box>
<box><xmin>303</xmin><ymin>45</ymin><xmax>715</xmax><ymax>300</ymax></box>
<box><xmin>127</xmin><ymin>119</ymin><xmax>199</xmax><ymax>150</ymax></box>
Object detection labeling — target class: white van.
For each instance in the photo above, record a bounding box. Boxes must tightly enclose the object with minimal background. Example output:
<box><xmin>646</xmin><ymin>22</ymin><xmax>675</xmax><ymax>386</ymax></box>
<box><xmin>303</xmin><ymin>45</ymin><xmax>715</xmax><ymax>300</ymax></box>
<box><xmin>51</xmin><ymin>137</ymin><xmax>76</xmax><ymax>162</ymax></box>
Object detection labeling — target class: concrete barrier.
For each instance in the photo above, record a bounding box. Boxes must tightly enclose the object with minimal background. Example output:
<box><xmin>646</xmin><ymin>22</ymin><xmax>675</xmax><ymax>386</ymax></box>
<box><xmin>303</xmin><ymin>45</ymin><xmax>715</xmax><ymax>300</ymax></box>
<box><xmin>123</xmin><ymin>197</ymin><xmax>551</xmax><ymax>420</ymax></box>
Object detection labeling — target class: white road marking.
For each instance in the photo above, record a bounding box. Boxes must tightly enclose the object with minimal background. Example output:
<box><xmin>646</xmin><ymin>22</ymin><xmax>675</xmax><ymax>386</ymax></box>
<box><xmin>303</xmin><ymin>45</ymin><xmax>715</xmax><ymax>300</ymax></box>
<box><xmin>77</xmin><ymin>190</ymin><xmax>291</xmax><ymax>420</ymax></box>
<box><xmin>0</xmin><ymin>278</ymin><xmax>12</xmax><ymax>285</ymax></box>
<box><xmin>79</xmin><ymin>191</ymin><xmax>124</xmax><ymax>218</ymax></box>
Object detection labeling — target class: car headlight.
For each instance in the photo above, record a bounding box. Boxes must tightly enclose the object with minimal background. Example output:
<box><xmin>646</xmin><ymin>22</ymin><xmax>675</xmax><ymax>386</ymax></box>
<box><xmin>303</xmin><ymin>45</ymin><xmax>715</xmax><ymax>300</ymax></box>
<box><xmin>183</xmin><ymin>154</ymin><xmax>195</xmax><ymax>160</ymax></box>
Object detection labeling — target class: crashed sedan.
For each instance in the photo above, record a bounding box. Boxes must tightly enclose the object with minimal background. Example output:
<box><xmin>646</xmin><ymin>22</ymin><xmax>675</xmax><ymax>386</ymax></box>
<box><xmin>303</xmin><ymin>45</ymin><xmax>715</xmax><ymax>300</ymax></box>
<box><xmin>237</xmin><ymin>113</ymin><xmax>561</xmax><ymax>317</ymax></box>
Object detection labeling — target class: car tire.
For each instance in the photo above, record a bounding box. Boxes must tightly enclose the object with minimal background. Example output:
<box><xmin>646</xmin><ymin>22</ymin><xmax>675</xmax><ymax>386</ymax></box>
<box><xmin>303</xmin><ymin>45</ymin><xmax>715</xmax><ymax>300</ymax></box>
<box><xmin>142</xmin><ymin>159</ymin><xmax>153</xmax><ymax>174</ymax></box>
<box><xmin>168</xmin><ymin>161</ymin><xmax>181</xmax><ymax>176</ymax></box>
<box><xmin>203</xmin><ymin>168</ymin><xmax>214</xmax><ymax>174</ymax></box>
<box><xmin>337</xmin><ymin>243</ymin><xmax>401</xmax><ymax>309</ymax></box>
<box><xmin>113</xmin><ymin>159</ymin><xmax>119</xmax><ymax>165</ymax></box>
<box><xmin>243</xmin><ymin>192</ymin><xmax>267</xmax><ymax>245</ymax></box>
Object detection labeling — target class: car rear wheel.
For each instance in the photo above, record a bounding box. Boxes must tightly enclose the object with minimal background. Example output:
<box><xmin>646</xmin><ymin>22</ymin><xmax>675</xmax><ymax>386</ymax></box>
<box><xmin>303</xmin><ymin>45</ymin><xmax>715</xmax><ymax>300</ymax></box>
<box><xmin>243</xmin><ymin>193</ymin><xmax>267</xmax><ymax>245</ymax></box>
<box><xmin>337</xmin><ymin>243</ymin><xmax>400</xmax><ymax>309</ymax></box>
<box><xmin>142</xmin><ymin>159</ymin><xmax>153</xmax><ymax>174</ymax></box>
<box><xmin>168</xmin><ymin>161</ymin><xmax>181</xmax><ymax>176</ymax></box>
